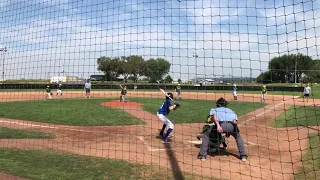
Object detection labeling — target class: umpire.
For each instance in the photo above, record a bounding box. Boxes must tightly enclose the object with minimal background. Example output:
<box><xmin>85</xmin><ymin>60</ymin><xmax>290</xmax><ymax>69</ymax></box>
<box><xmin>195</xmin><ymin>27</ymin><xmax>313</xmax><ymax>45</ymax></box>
<box><xmin>198</xmin><ymin>97</ymin><xmax>247</xmax><ymax>162</ymax></box>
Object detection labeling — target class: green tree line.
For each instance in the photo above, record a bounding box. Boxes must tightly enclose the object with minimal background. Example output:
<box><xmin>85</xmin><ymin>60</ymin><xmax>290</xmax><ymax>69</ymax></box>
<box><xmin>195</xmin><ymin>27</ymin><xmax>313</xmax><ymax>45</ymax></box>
<box><xmin>97</xmin><ymin>55</ymin><xmax>172</xmax><ymax>83</ymax></box>
<box><xmin>257</xmin><ymin>53</ymin><xmax>320</xmax><ymax>83</ymax></box>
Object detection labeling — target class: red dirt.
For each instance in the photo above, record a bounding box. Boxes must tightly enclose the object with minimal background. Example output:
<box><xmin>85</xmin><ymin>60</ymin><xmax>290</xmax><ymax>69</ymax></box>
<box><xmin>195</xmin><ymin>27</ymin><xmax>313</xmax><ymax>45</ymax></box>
<box><xmin>0</xmin><ymin>91</ymin><xmax>319</xmax><ymax>180</ymax></box>
<box><xmin>101</xmin><ymin>100</ymin><xmax>142</xmax><ymax>107</ymax></box>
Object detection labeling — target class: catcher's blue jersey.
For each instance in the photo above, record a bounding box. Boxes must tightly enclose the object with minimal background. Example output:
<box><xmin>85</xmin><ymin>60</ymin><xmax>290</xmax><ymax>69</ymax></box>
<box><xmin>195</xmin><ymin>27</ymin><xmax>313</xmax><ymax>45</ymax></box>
<box><xmin>158</xmin><ymin>99</ymin><xmax>172</xmax><ymax>116</ymax></box>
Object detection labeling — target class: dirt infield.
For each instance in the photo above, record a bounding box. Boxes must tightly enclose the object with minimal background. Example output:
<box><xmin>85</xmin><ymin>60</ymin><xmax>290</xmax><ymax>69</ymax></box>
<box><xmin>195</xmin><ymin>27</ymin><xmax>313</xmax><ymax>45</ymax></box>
<box><xmin>0</xmin><ymin>91</ymin><xmax>319</xmax><ymax>180</ymax></box>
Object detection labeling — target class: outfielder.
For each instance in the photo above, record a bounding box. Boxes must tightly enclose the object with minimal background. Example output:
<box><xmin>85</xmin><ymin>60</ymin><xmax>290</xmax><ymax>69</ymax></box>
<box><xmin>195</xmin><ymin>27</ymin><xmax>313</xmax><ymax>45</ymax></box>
<box><xmin>157</xmin><ymin>92</ymin><xmax>180</xmax><ymax>143</ymax></box>
<box><xmin>233</xmin><ymin>84</ymin><xmax>238</xmax><ymax>100</ymax></box>
<box><xmin>198</xmin><ymin>97</ymin><xmax>247</xmax><ymax>161</ymax></box>
<box><xmin>261</xmin><ymin>85</ymin><xmax>267</xmax><ymax>103</ymax></box>
<box><xmin>44</xmin><ymin>85</ymin><xmax>52</xmax><ymax>100</ymax></box>
<box><xmin>120</xmin><ymin>86</ymin><xmax>127</xmax><ymax>102</ymax></box>
<box><xmin>303</xmin><ymin>84</ymin><xmax>311</xmax><ymax>102</ymax></box>
<box><xmin>56</xmin><ymin>84</ymin><xmax>62</xmax><ymax>96</ymax></box>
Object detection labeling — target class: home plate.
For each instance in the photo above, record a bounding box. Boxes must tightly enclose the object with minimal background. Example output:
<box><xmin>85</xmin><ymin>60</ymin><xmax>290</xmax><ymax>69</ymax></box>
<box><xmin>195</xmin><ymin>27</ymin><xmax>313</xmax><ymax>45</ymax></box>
<box><xmin>189</xmin><ymin>140</ymin><xmax>202</xmax><ymax>144</ymax></box>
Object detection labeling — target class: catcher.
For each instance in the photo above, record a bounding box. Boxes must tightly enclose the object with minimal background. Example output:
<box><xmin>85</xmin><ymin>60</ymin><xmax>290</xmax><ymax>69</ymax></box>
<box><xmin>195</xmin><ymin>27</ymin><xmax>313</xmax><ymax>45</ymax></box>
<box><xmin>120</xmin><ymin>85</ymin><xmax>127</xmax><ymax>102</ymax></box>
<box><xmin>197</xmin><ymin>115</ymin><xmax>227</xmax><ymax>161</ymax></box>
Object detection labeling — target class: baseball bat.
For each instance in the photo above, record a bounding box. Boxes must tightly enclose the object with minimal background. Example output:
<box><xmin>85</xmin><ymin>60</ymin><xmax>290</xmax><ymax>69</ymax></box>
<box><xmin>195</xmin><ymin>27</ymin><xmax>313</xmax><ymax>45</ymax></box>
<box><xmin>159</xmin><ymin>88</ymin><xmax>176</xmax><ymax>103</ymax></box>
<box><xmin>119</xmin><ymin>85</ymin><xmax>123</xmax><ymax>89</ymax></box>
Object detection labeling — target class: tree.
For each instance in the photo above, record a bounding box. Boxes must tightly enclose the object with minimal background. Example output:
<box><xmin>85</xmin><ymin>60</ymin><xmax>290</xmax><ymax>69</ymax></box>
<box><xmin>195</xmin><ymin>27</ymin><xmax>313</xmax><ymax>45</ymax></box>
<box><xmin>307</xmin><ymin>59</ymin><xmax>320</xmax><ymax>82</ymax></box>
<box><xmin>256</xmin><ymin>71</ymin><xmax>272</xmax><ymax>84</ymax></box>
<box><xmin>164</xmin><ymin>75</ymin><xmax>173</xmax><ymax>83</ymax></box>
<box><xmin>125</xmin><ymin>55</ymin><xmax>146</xmax><ymax>82</ymax></box>
<box><xmin>97</xmin><ymin>56</ymin><xmax>124</xmax><ymax>81</ymax></box>
<box><xmin>145</xmin><ymin>58</ymin><xmax>171</xmax><ymax>83</ymax></box>
<box><xmin>178</xmin><ymin>79</ymin><xmax>182</xmax><ymax>84</ymax></box>
<box><xmin>268</xmin><ymin>54</ymin><xmax>313</xmax><ymax>83</ymax></box>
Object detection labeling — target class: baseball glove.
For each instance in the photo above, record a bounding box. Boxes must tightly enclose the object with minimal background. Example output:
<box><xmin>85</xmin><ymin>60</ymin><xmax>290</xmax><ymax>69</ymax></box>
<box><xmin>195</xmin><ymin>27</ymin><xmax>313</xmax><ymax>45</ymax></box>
<box><xmin>196</xmin><ymin>133</ymin><xmax>202</xmax><ymax>140</ymax></box>
<box><xmin>50</xmin><ymin>93</ymin><xmax>53</xmax><ymax>95</ymax></box>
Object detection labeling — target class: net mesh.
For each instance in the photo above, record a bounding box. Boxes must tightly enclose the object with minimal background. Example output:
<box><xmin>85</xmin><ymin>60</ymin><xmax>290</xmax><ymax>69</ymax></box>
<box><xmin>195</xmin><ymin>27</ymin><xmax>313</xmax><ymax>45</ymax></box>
<box><xmin>0</xmin><ymin>0</ymin><xmax>319</xmax><ymax>179</ymax></box>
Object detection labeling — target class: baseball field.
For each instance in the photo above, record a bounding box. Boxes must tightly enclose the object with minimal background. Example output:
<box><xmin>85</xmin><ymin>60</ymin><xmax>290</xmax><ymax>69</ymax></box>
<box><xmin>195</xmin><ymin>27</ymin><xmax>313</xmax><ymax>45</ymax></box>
<box><xmin>0</xmin><ymin>90</ymin><xmax>319</xmax><ymax>180</ymax></box>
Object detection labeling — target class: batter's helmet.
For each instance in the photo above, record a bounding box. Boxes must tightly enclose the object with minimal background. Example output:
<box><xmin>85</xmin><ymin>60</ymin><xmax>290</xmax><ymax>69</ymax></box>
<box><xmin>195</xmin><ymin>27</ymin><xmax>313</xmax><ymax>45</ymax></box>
<box><xmin>166</xmin><ymin>92</ymin><xmax>174</xmax><ymax>100</ymax></box>
<box><xmin>216</xmin><ymin>97</ymin><xmax>228</xmax><ymax>107</ymax></box>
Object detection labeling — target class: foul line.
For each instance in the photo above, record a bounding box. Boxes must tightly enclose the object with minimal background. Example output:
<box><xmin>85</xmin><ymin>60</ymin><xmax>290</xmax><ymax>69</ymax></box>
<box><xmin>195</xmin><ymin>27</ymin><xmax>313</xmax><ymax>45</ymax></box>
<box><xmin>0</xmin><ymin>120</ymin><xmax>103</xmax><ymax>133</ymax></box>
<box><xmin>239</xmin><ymin>96</ymin><xmax>298</xmax><ymax>125</ymax></box>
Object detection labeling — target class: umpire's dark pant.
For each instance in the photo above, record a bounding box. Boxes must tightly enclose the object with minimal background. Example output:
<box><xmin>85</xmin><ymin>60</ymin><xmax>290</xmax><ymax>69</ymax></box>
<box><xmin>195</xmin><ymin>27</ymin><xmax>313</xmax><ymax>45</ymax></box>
<box><xmin>199</xmin><ymin>122</ymin><xmax>247</xmax><ymax>157</ymax></box>
<box><xmin>220</xmin><ymin>122</ymin><xmax>247</xmax><ymax>157</ymax></box>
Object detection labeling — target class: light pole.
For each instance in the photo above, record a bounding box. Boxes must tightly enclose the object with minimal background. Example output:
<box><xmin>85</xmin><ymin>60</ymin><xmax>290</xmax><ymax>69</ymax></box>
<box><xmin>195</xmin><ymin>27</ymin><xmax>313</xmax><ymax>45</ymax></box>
<box><xmin>0</xmin><ymin>47</ymin><xmax>7</xmax><ymax>81</ymax></box>
<box><xmin>193</xmin><ymin>51</ymin><xmax>198</xmax><ymax>84</ymax></box>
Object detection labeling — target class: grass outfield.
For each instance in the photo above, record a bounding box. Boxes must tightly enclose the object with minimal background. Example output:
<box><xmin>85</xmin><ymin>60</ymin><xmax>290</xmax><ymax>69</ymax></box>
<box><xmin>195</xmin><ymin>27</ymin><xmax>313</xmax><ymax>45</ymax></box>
<box><xmin>0</xmin><ymin>99</ymin><xmax>144</xmax><ymax>126</ymax></box>
<box><xmin>269</xmin><ymin>106</ymin><xmax>320</xmax><ymax>127</ymax></box>
<box><xmin>0</xmin><ymin>127</ymin><xmax>54</xmax><ymax>139</ymax></box>
<box><xmin>0</xmin><ymin>148</ymin><xmax>213</xmax><ymax>180</ymax></box>
<box><xmin>294</xmin><ymin>133</ymin><xmax>320</xmax><ymax>180</ymax></box>
<box><xmin>128</xmin><ymin>98</ymin><xmax>266</xmax><ymax>124</ymax></box>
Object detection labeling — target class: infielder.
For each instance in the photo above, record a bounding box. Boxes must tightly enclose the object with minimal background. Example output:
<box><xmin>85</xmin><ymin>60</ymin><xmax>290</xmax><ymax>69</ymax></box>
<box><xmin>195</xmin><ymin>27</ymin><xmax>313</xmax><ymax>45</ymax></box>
<box><xmin>261</xmin><ymin>85</ymin><xmax>267</xmax><ymax>103</ymax></box>
<box><xmin>198</xmin><ymin>97</ymin><xmax>247</xmax><ymax>161</ymax></box>
<box><xmin>157</xmin><ymin>92</ymin><xmax>180</xmax><ymax>143</ymax></box>
<box><xmin>84</xmin><ymin>79</ymin><xmax>92</xmax><ymax>98</ymax></box>
<box><xmin>120</xmin><ymin>86</ymin><xmax>127</xmax><ymax>102</ymax></box>
<box><xmin>233</xmin><ymin>84</ymin><xmax>238</xmax><ymax>100</ymax></box>
<box><xmin>303</xmin><ymin>84</ymin><xmax>311</xmax><ymax>102</ymax></box>
<box><xmin>56</xmin><ymin>84</ymin><xmax>62</xmax><ymax>96</ymax></box>
<box><xmin>44</xmin><ymin>85</ymin><xmax>52</xmax><ymax>100</ymax></box>
<box><xmin>175</xmin><ymin>84</ymin><xmax>181</xmax><ymax>100</ymax></box>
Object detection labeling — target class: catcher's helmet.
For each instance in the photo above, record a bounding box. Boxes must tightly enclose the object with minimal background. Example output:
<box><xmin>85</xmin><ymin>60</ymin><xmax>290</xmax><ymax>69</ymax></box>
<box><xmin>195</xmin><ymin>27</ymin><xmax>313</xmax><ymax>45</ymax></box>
<box><xmin>216</xmin><ymin>97</ymin><xmax>228</xmax><ymax>107</ymax></box>
<box><xmin>206</xmin><ymin>115</ymin><xmax>215</xmax><ymax>124</ymax></box>
<box><xmin>166</xmin><ymin>92</ymin><xmax>174</xmax><ymax>100</ymax></box>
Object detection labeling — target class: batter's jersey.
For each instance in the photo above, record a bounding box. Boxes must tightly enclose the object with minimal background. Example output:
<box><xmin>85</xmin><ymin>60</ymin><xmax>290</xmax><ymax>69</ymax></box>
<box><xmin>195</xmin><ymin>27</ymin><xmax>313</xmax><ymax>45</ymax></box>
<box><xmin>158</xmin><ymin>99</ymin><xmax>172</xmax><ymax>116</ymax></box>
<box><xmin>58</xmin><ymin>85</ymin><xmax>62</xmax><ymax>90</ymax></box>
<box><xmin>209</xmin><ymin>107</ymin><xmax>238</xmax><ymax>122</ymax></box>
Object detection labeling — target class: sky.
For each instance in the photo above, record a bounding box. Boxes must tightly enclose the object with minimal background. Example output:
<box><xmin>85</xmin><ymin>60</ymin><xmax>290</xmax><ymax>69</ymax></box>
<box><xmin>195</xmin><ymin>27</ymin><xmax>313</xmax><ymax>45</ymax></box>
<box><xmin>0</xmin><ymin>0</ymin><xmax>319</xmax><ymax>80</ymax></box>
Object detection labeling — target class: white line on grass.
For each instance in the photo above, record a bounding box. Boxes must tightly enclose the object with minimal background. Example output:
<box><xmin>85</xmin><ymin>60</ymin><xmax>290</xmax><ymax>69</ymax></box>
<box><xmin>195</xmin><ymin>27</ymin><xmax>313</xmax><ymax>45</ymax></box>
<box><xmin>239</xmin><ymin>96</ymin><xmax>298</xmax><ymax>125</ymax></box>
<box><xmin>0</xmin><ymin>120</ymin><xmax>96</xmax><ymax>133</ymax></box>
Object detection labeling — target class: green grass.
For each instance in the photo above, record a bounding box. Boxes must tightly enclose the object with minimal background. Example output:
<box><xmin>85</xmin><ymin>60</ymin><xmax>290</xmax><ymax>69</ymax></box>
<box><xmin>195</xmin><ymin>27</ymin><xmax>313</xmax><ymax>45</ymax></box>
<box><xmin>0</xmin><ymin>127</ymin><xmax>55</xmax><ymax>139</ymax></box>
<box><xmin>0</xmin><ymin>99</ymin><xmax>144</xmax><ymax>126</ymax></box>
<box><xmin>128</xmin><ymin>98</ymin><xmax>266</xmax><ymax>124</ymax></box>
<box><xmin>269</xmin><ymin>106</ymin><xmax>320</xmax><ymax>127</ymax></box>
<box><xmin>0</xmin><ymin>148</ymin><xmax>212</xmax><ymax>180</ymax></box>
<box><xmin>294</xmin><ymin>133</ymin><xmax>320</xmax><ymax>180</ymax></box>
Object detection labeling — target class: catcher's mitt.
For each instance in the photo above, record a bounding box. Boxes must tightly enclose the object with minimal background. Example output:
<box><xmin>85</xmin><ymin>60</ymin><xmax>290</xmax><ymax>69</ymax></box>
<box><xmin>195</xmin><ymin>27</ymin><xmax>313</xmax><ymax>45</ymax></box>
<box><xmin>196</xmin><ymin>133</ymin><xmax>203</xmax><ymax>140</ymax></box>
<box><xmin>50</xmin><ymin>93</ymin><xmax>53</xmax><ymax>95</ymax></box>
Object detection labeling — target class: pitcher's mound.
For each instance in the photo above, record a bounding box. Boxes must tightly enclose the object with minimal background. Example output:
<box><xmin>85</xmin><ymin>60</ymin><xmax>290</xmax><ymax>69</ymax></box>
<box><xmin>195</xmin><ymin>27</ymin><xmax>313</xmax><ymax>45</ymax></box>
<box><xmin>101</xmin><ymin>100</ymin><xmax>142</xmax><ymax>107</ymax></box>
